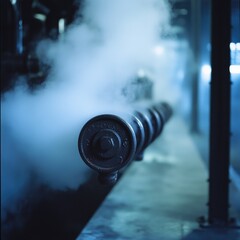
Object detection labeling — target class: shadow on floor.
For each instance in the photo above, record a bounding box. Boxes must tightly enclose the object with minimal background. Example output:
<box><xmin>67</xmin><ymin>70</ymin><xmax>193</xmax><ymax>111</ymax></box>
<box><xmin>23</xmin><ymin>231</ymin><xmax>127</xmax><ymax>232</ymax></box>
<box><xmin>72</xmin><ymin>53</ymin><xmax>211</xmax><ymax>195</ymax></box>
<box><xmin>1</xmin><ymin>173</ymin><xmax>113</xmax><ymax>240</ymax></box>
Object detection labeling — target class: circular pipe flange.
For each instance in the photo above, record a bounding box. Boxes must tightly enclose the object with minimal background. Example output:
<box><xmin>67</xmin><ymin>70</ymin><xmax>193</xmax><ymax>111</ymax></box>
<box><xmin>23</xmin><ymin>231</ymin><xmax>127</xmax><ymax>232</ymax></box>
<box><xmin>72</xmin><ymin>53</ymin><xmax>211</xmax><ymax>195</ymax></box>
<box><xmin>134</xmin><ymin>111</ymin><xmax>154</xmax><ymax>149</ymax></box>
<box><xmin>148</xmin><ymin>108</ymin><xmax>162</xmax><ymax>142</ymax></box>
<box><xmin>78</xmin><ymin>114</ymin><xmax>137</xmax><ymax>173</ymax></box>
<box><xmin>131</xmin><ymin>115</ymin><xmax>145</xmax><ymax>155</ymax></box>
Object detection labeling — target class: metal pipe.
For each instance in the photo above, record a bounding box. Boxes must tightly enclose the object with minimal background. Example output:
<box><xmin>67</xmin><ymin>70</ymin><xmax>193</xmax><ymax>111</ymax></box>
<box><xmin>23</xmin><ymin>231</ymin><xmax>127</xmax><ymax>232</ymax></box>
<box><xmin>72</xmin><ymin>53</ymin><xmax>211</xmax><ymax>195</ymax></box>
<box><xmin>190</xmin><ymin>0</ymin><xmax>201</xmax><ymax>133</ymax></box>
<box><xmin>10</xmin><ymin>0</ymin><xmax>24</xmax><ymax>55</ymax></box>
<box><xmin>78</xmin><ymin>102</ymin><xmax>172</xmax><ymax>184</ymax></box>
<box><xmin>208</xmin><ymin>0</ymin><xmax>231</xmax><ymax>225</ymax></box>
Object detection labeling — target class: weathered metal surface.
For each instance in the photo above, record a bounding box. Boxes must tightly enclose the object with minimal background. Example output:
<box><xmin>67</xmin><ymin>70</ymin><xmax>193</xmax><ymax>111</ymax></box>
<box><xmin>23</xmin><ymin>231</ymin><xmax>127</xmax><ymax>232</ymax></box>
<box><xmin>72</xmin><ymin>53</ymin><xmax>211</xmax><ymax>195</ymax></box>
<box><xmin>78</xmin><ymin>102</ymin><xmax>172</xmax><ymax>184</ymax></box>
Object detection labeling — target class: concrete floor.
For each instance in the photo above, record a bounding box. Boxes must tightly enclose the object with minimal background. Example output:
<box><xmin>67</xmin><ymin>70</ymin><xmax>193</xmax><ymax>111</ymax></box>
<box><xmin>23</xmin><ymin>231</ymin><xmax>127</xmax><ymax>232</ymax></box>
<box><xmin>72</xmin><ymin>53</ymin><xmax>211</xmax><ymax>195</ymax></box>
<box><xmin>77</xmin><ymin>117</ymin><xmax>240</xmax><ymax>240</ymax></box>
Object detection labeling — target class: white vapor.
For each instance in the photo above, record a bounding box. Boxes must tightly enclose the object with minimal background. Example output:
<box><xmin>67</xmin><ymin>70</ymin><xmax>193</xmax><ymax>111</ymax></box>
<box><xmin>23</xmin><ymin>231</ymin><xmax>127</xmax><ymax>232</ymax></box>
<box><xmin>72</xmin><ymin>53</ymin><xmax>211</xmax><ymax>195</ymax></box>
<box><xmin>1</xmin><ymin>0</ymin><xmax>186</xmax><ymax>222</ymax></box>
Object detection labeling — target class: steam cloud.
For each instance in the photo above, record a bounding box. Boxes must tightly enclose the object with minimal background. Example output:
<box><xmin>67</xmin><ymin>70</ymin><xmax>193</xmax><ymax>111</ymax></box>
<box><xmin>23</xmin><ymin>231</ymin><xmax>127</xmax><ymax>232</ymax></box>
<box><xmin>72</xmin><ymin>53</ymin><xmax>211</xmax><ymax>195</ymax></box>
<box><xmin>1</xmin><ymin>0</ymin><xmax>186</xmax><ymax>223</ymax></box>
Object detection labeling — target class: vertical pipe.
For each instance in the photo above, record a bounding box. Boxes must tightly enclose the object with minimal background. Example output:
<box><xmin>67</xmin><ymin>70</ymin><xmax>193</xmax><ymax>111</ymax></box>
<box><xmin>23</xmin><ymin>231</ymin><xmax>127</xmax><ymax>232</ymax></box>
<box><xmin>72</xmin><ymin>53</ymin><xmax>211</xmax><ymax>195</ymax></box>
<box><xmin>190</xmin><ymin>0</ymin><xmax>201</xmax><ymax>133</ymax></box>
<box><xmin>208</xmin><ymin>0</ymin><xmax>231</xmax><ymax>224</ymax></box>
<box><xmin>11</xmin><ymin>0</ymin><xmax>23</xmax><ymax>55</ymax></box>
